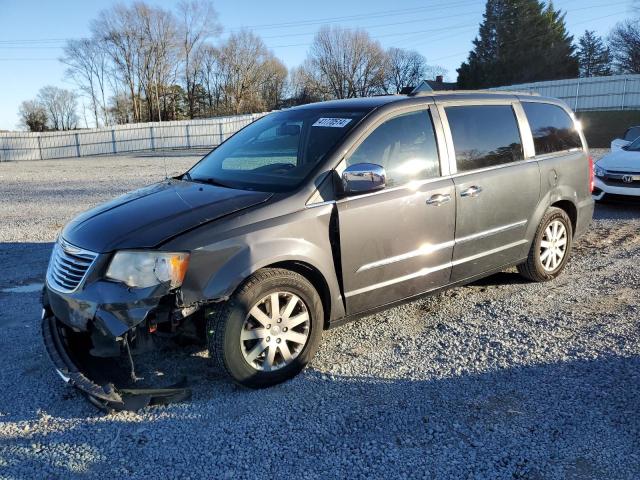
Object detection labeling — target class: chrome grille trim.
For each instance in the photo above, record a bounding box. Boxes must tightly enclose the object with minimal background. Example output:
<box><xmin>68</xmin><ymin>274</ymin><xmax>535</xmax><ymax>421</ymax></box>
<box><xmin>46</xmin><ymin>239</ymin><xmax>98</xmax><ymax>293</ymax></box>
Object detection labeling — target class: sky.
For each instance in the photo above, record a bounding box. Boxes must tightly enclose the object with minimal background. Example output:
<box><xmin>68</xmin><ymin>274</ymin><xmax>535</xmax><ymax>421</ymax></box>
<box><xmin>0</xmin><ymin>0</ymin><xmax>635</xmax><ymax>131</ymax></box>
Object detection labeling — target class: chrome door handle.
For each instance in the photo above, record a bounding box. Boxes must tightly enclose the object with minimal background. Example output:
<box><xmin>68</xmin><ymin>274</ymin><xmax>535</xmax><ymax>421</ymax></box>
<box><xmin>460</xmin><ymin>185</ymin><xmax>483</xmax><ymax>197</ymax></box>
<box><xmin>426</xmin><ymin>193</ymin><xmax>451</xmax><ymax>206</ymax></box>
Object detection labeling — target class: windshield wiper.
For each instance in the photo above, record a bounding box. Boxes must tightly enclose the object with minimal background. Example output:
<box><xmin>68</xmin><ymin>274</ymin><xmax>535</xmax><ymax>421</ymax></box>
<box><xmin>189</xmin><ymin>175</ymin><xmax>233</xmax><ymax>189</ymax></box>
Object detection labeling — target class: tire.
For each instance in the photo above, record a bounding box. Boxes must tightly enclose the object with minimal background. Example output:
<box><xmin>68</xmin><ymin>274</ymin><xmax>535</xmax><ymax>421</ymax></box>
<box><xmin>517</xmin><ymin>207</ymin><xmax>573</xmax><ymax>282</ymax></box>
<box><xmin>207</xmin><ymin>268</ymin><xmax>323</xmax><ymax>388</ymax></box>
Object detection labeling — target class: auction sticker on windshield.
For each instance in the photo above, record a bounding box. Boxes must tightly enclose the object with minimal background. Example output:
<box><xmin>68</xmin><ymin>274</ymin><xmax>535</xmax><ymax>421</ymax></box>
<box><xmin>312</xmin><ymin>118</ymin><xmax>352</xmax><ymax>128</ymax></box>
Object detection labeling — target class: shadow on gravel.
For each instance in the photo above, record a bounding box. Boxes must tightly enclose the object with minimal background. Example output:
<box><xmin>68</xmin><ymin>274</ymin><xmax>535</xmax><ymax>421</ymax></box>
<box><xmin>3</xmin><ymin>353</ymin><xmax>639</xmax><ymax>478</ymax></box>
<box><xmin>594</xmin><ymin>201</ymin><xmax>640</xmax><ymax>220</ymax></box>
<box><xmin>0</xmin><ymin>242</ymin><xmax>51</xmax><ymax>289</ymax></box>
<box><xmin>2</xmin><ymin>242</ymin><xmax>639</xmax><ymax>477</ymax></box>
<box><xmin>468</xmin><ymin>271</ymin><xmax>529</xmax><ymax>287</ymax></box>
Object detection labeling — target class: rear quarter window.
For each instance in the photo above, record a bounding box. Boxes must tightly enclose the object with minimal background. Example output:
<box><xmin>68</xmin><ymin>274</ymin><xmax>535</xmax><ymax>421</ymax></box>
<box><xmin>522</xmin><ymin>102</ymin><xmax>582</xmax><ymax>155</ymax></box>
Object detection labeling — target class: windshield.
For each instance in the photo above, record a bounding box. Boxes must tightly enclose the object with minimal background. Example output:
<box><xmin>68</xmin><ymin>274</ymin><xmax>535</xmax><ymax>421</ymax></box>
<box><xmin>187</xmin><ymin>108</ymin><xmax>368</xmax><ymax>192</ymax></box>
<box><xmin>626</xmin><ymin>136</ymin><xmax>640</xmax><ymax>152</ymax></box>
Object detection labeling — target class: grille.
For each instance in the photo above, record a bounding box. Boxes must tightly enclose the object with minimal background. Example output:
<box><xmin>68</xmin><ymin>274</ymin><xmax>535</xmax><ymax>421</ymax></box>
<box><xmin>46</xmin><ymin>239</ymin><xmax>98</xmax><ymax>293</ymax></box>
<box><xmin>603</xmin><ymin>177</ymin><xmax>640</xmax><ymax>188</ymax></box>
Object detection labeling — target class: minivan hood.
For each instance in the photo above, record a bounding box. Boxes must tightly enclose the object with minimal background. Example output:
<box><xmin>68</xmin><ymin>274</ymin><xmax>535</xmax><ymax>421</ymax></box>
<box><xmin>62</xmin><ymin>180</ymin><xmax>272</xmax><ymax>252</ymax></box>
<box><xmin>597</xmin><ymin>149</ymin><xmax>640</xmax><ymax>172</ymax></box>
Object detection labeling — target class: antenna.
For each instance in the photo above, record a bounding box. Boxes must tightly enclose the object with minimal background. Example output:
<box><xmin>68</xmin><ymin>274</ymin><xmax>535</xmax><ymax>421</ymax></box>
<box><xmin>163</xmin><ymin>152</ymin><xmax>168</xmax><ymax>180</ymax></box>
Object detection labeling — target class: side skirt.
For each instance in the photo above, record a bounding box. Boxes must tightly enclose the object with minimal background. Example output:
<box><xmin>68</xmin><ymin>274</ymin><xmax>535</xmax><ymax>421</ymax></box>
<box><xmin>327</xmin><ymin>258</ymin><xmax>527</xmax><ymax>329</ymax></box>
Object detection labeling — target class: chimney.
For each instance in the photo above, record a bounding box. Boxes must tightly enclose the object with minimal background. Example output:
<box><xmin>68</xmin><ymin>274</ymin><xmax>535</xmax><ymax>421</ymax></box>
<box><xmin>435</xmin><ymin>75</ymin><xmax>444</xmax><ymax>83</ymax></box>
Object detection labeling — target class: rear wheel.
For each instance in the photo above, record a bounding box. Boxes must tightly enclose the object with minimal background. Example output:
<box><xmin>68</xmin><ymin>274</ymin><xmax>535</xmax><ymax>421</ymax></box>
<box><xmin>207</xmin><ymin>268</ymin><xmax>323</xmax><ymax>388</ymax></box>
<box><xmin>518</xmin><ymin>207</ymin><xmax>573</xmax><ymax>282</ymax></box>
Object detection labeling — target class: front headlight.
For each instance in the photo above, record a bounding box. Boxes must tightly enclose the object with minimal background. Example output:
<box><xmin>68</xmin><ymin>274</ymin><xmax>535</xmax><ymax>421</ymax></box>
<box><xmin>106</xmin><ymin>251</ymin><xmax>190</xmax><ymax>289</ymax></box>
<box><xmin>594</xmin><ymin>165</ymin><xmax>606</xmax><ymax>178</ymax></box>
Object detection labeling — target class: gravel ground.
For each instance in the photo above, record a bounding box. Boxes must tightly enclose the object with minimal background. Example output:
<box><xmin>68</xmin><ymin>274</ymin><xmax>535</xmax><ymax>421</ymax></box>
<box><xmin>1</xmin><ymin>149</ymin><xmax>639</xmax><ymax>479</ymax></box>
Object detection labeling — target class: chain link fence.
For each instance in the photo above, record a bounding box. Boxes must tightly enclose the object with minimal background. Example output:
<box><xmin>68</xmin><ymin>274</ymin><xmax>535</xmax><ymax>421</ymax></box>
<box><xmin>0</xmin><ymin>113</ymin><xmax>267</xmax><ymax>162</ymax></box>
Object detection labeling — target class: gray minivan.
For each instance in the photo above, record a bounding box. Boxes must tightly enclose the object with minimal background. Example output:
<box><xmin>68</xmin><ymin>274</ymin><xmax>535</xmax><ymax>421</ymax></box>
<box><xmin>42</xmin><ymin>91</ymin><xmax>594</xmax><ymax>410</ymax></box>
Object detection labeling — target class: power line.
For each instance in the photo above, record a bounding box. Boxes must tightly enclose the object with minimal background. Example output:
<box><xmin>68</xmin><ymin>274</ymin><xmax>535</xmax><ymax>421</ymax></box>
<box><xmin>427</xmin><ymin>9</ymin><xmax>630</xmax><ymax>63</ymax></box>
<box><xmin>266</xmin><ymin>1</ymin><xmax>629</xmax><ymax>49</ymax></box>
<box><xmin>228</xmin><ymin>0</ymin><xmax>478</xmax><ymax>32</ymax></box>
<box><xmin>0</xmin><ymin>0</ymin><xmax>619</xmax><ymax>45</ymax></box>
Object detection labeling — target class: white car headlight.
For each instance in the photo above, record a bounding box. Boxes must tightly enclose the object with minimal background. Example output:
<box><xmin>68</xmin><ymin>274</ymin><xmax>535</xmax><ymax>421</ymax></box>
<box><xmin>106</xmin><ymin>251</ymin><xmax>190</xmax><ymax>289</ymax></box>
<box><xmin>594</xmin><ymin>165</ymin><xmax>606</xmax><ymax>178</ymax></box>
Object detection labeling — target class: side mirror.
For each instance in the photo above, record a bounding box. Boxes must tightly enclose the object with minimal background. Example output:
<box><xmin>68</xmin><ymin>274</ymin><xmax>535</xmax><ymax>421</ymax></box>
<box><xmin>341</xmin><ymin>163</ymin><xmax>386</xmax><ymax>195</ymax></box>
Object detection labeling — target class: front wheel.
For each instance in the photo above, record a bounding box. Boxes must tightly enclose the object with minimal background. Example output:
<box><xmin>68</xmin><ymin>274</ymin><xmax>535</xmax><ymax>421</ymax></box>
<box><xmin>207</xmin><ymin>268</ymin><xmax>323</xmax><ymax>388</ymax></box>
<box><xmin>518</xmin><ymin>207</ymin><xmax>573</xmax><ymax>282</ymax></box>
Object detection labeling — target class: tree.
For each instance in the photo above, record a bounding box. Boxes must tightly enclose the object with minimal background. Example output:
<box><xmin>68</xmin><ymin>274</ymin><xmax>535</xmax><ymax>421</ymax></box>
<box><xmin>37</xmin><ymin>86</ymin><xmax>78</xmax><ymax>131</ymax></box>
<box><xmin>457</xmin><ymin>0</ymin><xmax>579</xmax><ymax>88</ymax></box>
<box><xmin>306</xmin><ymin>26</ymin><xmax>386</xmax><ymax>99</ymax></box>
<box><xmin>177</xmin><ymin>0</ymin><xmax>221</xmax><ymax>118</ymax></box>
<box><xmin>609</xmin><ymin>20</ymin><xmax>640</xmax><ymax>74</ymax></box>
<box><xmin>289</xmin><ymin>62</ymin><xmax>329</xmax><ymax>105</ymax></box>
<box><xmin>92</xmin><ymin>4</ymin><xmax>145</xmax><ymax>122</ymax></box>
<box><xmin>199</xmin><ymin>44</ymin><xmax>224</xmax><ymax>114</ymax></box>
<box><xmin>18</xmin><ymin>100</ymin><xmax>48</xmax><ymax>132</ymax></box>
<box><xmin>576</xmin><ymin>30</ymin><xmax>611</xmax><ymax>77</ymax></box>
<box><xmin>61</xmin><ymin>38</ymin><xmax>109</xmax><ymax>127</ymax></box>
<box><xmin>384</xmin><ymin>48</ymin><xmax>427</xmax><ymax>94</ymax></box>
<box><xmin>259</xmin><ymin>57</ymin><xmax>288</xmax><ymax>110</ymax></box>
<box><xmin>216</xmin><ymin>30</ymin><xmax>281</xmax><ymax>114</ymax></box>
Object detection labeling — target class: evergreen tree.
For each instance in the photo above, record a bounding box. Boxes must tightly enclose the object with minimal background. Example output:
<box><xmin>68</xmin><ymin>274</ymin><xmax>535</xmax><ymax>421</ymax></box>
<box><xmin>577</xmin><ymin>30</ymin><xmax>611</xmax><ymax>77</ymax></box>
<box><xmin>457</xmin><ymin>0</ymin><xmax>579</xmax><ymax>88</ymax></box>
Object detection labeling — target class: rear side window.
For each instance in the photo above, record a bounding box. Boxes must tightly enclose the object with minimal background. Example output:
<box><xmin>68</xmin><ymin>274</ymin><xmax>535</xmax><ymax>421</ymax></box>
<box><xmin>445</xmin><ymin>105</ymin><xmax>524</xmax><ymax>172</ymax></box>
<box><xmin>522</xmin><ymin>102</ymin><xmax>582</xmax><ymax>155</ymax></box>
<box><xmin>347</xmin><ymin>109</ymin><xmax>440</xmax><ymax>187</ymax></box>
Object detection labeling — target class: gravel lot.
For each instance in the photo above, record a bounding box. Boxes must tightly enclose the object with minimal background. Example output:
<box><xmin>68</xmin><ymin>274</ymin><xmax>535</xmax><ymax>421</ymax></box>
<box><xmin>1</xmin><ymin>149</ymin><xmax>639</xmax><ymax>479</ymax></box>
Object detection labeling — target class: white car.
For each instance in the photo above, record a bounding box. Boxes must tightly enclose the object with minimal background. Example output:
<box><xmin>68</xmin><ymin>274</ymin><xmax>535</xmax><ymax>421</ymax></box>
<box><xmin>593</xmin><ymin>138</ymin><xmax>640</xmax><ymax>201</ymax></box>
<box><xmin>611</xmin><ymin>125</ymin><xmax>640</xmax><ymax>151</ymax></box>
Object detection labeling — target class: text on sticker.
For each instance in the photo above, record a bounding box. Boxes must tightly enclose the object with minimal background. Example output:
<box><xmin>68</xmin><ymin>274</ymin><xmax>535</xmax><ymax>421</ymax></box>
<box><xmin>312</xmin><ymin>118</ymin><xmax>352</xmax><ymax>128</ymax></box>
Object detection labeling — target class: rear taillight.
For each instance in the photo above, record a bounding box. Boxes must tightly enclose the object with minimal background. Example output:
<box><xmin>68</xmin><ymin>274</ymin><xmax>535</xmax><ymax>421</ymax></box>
<box><xmin>588</xmin><ymin>155</ymin><xmax>594</xmax><ymax>192</ymax></box>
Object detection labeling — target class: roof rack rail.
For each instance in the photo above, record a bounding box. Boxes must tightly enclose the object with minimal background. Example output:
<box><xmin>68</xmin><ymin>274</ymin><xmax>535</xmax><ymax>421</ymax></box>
<box><xmin>407</xmin><ymin>89</ymin><xmax>541</xmax><ymax>97</ymax></box>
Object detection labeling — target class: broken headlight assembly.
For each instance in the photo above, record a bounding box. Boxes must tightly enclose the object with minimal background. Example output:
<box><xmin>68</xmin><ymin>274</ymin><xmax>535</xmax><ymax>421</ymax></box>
<box><xmin>106</xmin><ymin>251</ymin><xmax>190</xmax><ymax>288</ymax></box>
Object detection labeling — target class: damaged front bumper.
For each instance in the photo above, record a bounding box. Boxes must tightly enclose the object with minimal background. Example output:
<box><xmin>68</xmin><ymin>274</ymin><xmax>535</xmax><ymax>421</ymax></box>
<box><xmin>41</xmin><ymin>310</ymin><xmax>191</xmax><ymax>411</ymax></box>
<box><xmin>41</xmin><ymin>280</ymin><xmax>195</xmax><ymax>411</ymax></box>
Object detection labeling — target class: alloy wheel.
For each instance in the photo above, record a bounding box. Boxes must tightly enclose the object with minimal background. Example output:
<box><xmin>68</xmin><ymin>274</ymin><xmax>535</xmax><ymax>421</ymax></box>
<box><xmin>240</xmin><ymin>291</ymin><xmax>310</xmax><ymax>371</ymax></box>
<box><xmin>540</xmin><ymin>219</ymin><xmax>568</xmax><ymax>272</ymax></box>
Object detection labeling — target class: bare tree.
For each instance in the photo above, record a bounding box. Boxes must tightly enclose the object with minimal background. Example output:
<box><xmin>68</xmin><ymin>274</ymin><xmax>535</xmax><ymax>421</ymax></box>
<box><xmin>425</xmin><ymin>65</ymin><xmax>448</xmax><ymax>81</ymax></box>
<box><xmin>37</xmin><ymin>86</ymin><xmax>78</xmax><ymax>131</ymax></box>
<box><xmin>61</xmin><ymin>38</ymin><xmax>109</xmax><ymax>127</ymax></box>
<box><xmin>199</xmin><ymin>44</ymin><xmax>224</xmax><ymax>115</ymax></box>
<box><xmin>260</xmin><ymin>57</ymin><xmax>288</xmax><ymax>110</ymax></box>
<box><xmin>92</xmin><ymin>4</ymin><xmax>144</xmax><ymax>122</ymax></box>
<box><xmin>609</xmin><ymin>20</ymin><xmax>640</xmax><ymax>73</ymax></box>
<box><xmin>307</xmin><ymin>26</ymin><xmax>386</xmax><ymax>99</ymax></box>
<box><xmin>177</xmin><ymin>0</ymin><xmax>221</xmax><ymax>118</ymax></box>
<box><xmin>18</xmin><ymin>100</ymin><xmax>48</xmax><ymax>132</ymax></box>
<box><xmin>217</xmin><ymin>30</ymin><xmax>277</xmax><ymax>114</ymax></box>
<box><xmin>289</xmin><ymin>62</ymin><xmax>331</xmax><ymax>104</ymax></box>
<box><xmin>384</xmin><ymin>47</ymin><xmax>427</xmax><ymax>94</ymax></box>
<box><xmin>135</xmin><ymin>2</ymin><xmax>179</xmax><ymax>121</ymax></box>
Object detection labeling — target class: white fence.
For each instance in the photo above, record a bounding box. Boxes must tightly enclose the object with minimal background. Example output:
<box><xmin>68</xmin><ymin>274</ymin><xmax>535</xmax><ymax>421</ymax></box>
<box><xmin>492</xmin><ymin>74</ymin><xmax>640</xmax><ymax>112</ymax></box>
<box><xmin>0</xmin><ymin>113</ymin><xmax>267</xmax><ymax>162</ymax></box>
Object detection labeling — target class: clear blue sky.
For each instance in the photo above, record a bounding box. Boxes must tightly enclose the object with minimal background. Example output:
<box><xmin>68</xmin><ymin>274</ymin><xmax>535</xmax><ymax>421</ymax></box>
<box><xmin>0</xmin><ymin>0</ymin><xmax>634</xmax><ymax>130</ymax></box>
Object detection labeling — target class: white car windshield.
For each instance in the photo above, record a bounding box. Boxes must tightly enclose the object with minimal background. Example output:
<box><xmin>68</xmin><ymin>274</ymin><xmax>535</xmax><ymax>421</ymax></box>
<box><xmin>626</xmin><ymin>137</ymin><xmax>640</xmax><ymax>152</ymax></box>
